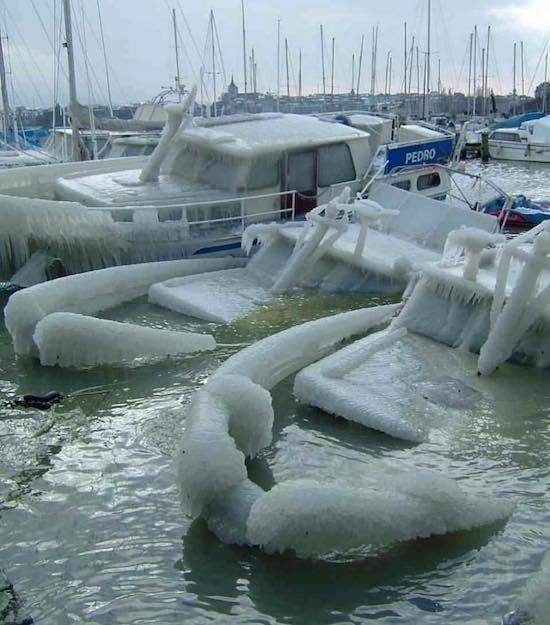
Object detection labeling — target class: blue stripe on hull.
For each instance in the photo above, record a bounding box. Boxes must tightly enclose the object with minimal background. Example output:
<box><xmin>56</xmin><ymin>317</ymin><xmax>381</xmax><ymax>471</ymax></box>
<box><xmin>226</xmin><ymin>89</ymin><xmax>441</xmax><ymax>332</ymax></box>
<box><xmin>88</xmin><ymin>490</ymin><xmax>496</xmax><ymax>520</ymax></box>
<box><xmin>192</xmin><ymin>242</ymin><xmax>242</xmax><ymax>255</ymax></box>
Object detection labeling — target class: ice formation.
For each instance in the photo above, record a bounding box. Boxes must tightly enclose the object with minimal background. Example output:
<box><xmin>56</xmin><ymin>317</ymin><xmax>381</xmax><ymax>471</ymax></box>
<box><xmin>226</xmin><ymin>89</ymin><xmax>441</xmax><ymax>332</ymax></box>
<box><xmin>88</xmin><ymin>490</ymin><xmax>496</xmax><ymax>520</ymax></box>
<box><xmin>5</xmin><ymin>256</ymin><xmax>243</xmax><ymax>355</ymax></box>
<box><xmin>34</xmin><ymin>312</ymin><xmax>215</xmax><ymax>368</ymax></box>
<box><xmin>177</xmin><ymin>305</ymin><xmax>512</xmax><ymax>557</ymax></box>
<box><xmin>0</xmin><ymin>193</ymin><xmax>123</xmax><ymax>278</ymax></box>
<box><xmin>148</xmin><ymin>268</ymin><xmax>272</xmax><ymax>323</ymax></box>
<box><xmin>246</xmin><ymin>474</ymin><xmax>511</xmax><ymax>558</ymax></box>
<box><xmin>503</xmin><ymin>552</ymin><xmax>550</xmax><ymax>625</ymax></box>
<box><xmin>294</xmin><ymin>329</ymin><xmax>489</xmax><ymax>442</ymax></box>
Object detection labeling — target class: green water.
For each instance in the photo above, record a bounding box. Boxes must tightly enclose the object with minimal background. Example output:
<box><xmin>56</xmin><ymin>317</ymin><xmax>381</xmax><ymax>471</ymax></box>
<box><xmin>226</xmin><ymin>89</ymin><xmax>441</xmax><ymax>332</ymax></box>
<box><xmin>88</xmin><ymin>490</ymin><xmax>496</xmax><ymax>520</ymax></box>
<box><xmin>1</xmin><ymin>159</ymin><xmax>549</xmax><ymax>624</ymax></box>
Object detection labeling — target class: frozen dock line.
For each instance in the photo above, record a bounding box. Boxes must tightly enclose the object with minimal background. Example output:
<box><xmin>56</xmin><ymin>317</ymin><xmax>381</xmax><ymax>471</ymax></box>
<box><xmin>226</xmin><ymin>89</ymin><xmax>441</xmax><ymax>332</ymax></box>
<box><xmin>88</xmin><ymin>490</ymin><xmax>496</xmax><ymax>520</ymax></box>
<box><xmin>34</xmin><ymin>312</ymin><xmax>215</xmax><ymax>368</ymax></box>
<box><xmin>177</xmin><ymin>305</ymin><xmax>512</xmax><ymax>557</ymax></box>
<box><xmin>4</xmin><ymin>256</ymin><xmax>244</xmax><ymax>356</ymax></box>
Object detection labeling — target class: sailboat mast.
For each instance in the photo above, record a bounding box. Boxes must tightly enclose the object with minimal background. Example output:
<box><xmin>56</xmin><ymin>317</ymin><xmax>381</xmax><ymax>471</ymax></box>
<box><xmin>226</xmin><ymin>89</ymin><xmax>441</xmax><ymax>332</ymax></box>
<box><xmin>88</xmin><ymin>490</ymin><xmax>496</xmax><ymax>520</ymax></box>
<box><xmin>512</xmin><ymin>42</ymin><xmax>517</xmax><ymax>115</ymax></box>
<box><xmin>210</xmin><ymin>11</ymin><xmax>217</xmax><ymax>116</ymax></box>
<box><xmin>356</xmin><ymin>34</ymin><xmax>364</xmax><ymax>94</ymax></box>
<box><xmin>276</xmin><ymin>19</ymin><xmax>280</xmax><ymax>112</ymax></box>
<box><xmin>521</xmin><ymin>40</ymin><xmax>525</xmax><ymax>113</ymax></box>
<box><xmin>97</xmin><ymin>0</ymin><xmax>113</xmax><ymax>115</ymax></box>
<box><xmin>408</xmin><ymin>35</ymin><xmax>415</xmax><ymax>95</ymax></box>
<box><xmin>425</xmin><ymin>0</ymin><xmax>431</xmax><ymax>117</ymax></box>
<box><xmin>241</xmin><ymin>0</ymin><xmax>247</xmax><ymax>94</ymax></box>
<box><xmin>172</xmin><ymin>9</ymin><xmax>182</xmax><ymax>99</ymax></box>
<box><xmin>320</xmin><ymin>25</ymin><xmax>326</xmax><ymax>98</ymax></box>
<box><xmin>285</xmin><ymin>38</ymin><xmax>290</xmax><ymax>100</ymax></box>
<box><xmin>467</xmin><ymin>32</ymin><xmax>472</xmax><ymax>115</ymax></box>
<box><xmin>0</xmin><ymin>24</ymin><xmax>13</xmax><ymax>144</ymax></box>
<box><xmin>331</xmin><ymin>37</ymin><xmax>335</xmax><ymax>106</ymax></box>
<box><xmin>299</xmin><ymin>48</ymin><xmax>302</xmax><ymax>98</ymax></box>
<box><xmin>473</xmin><ymin>25</ymin><xmax>477</xmax><ymax>119</ymax></box>
<box><xmin>403</xmin><ymin>22</ymin><xmax>407</xmax><ymax>95</ymax></box>
<box><xmin>351</xmin><ymin>53</ymin><xmax>355</xmax><ymax>94</ymax></box>
<box><xmin>485</xmin><ymin>26</ymin><xmax>491</xmax><ymax>113</ymax></box>
<box><xmin>62</xmin><ymin>0</ymin><xmax>81</xmax><ymax>161</ymax></box>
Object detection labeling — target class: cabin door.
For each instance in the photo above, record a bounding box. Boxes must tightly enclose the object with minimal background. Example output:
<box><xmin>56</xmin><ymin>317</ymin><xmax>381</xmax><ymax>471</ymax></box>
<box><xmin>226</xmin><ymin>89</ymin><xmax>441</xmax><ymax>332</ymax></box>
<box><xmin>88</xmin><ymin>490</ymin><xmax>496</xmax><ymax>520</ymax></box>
<box><xmin>283</xmin><ymin>150</ymin><xmax>318</xmax><ymax>215</ymax></box>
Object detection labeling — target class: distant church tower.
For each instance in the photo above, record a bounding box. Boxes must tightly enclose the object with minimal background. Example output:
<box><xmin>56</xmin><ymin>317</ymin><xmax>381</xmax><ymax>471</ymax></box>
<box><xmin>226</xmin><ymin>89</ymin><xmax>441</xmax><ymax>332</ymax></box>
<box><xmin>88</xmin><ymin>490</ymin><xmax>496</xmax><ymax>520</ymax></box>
<box><xmin>227</xmin><ymin>76</ymin><xmax>238</xmax><ymax>100</ymax></box>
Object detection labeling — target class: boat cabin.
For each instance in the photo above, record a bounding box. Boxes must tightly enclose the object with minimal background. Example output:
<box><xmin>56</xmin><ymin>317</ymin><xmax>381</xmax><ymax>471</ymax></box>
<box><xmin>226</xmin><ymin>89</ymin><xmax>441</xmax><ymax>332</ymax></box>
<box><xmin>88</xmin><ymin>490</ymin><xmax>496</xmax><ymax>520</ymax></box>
<box><xmin>53</xmin><ymin>113</ymin><xmax>373</xmax><ymax>224</ymax></box>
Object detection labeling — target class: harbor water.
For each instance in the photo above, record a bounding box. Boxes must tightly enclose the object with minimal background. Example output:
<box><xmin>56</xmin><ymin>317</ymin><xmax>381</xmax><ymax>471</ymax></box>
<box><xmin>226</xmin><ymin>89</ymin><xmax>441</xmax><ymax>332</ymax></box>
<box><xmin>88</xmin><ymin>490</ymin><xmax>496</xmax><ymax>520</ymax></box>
<box><xmin>1</xmin><ymin>160</ymin><xmax>549</xmax><ymax>625</ymax></box>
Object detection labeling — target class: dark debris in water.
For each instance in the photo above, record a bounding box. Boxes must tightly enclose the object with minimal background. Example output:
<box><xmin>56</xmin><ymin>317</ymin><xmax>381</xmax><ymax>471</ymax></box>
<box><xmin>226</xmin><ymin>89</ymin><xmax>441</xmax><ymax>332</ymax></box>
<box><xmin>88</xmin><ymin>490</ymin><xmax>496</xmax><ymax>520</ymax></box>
<box><xmin>408</xmin><ymin>595</ymin><xmax>444</xmax><ymax>612</ymax></box>
<box><xmin>0</xmin><ymin>570</ymin><xmax>33</xmax><ymax>625</ymax></box>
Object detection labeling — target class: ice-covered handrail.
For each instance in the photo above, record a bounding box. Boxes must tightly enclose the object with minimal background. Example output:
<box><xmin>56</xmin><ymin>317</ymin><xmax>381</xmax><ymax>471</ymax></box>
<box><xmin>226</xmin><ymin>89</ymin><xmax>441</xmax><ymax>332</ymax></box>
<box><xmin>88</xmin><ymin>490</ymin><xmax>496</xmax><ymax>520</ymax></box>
<box><xmin>271</xmin><ymin>187</ymin><xmax>351</xmax><ymax>293</ymax></box>
<box><xmin>178</xmin><ymin>304</ymin><xmax>512</xmax><ymax>557</ymax></box>
<box><xmin>4</xmin><ymin>256</ymin><xmax>244</xmax><ymax>355</ymax></box>
<box><xmin>443</xmin><ymin>227</ymin><xmax>504</xmax><ymax>281</ymax></box>
<box><xmin>479</xmin><ymin>224</ymin><xmax>550</xmax><ymax>375</ymax></box>
<box><xmin>34</xmin><ymin>312</ymin><xmax>216</xmax><ymax>368</ymax></box>
<box><xmin>351</xmin><ymin>197</ymin><xmax>400</xmax><ymax>260</ymax></box>
<box><xmin>139</xmin><ymin>86</ymin><xmax>197</xmax><ymax>183</ymax></box>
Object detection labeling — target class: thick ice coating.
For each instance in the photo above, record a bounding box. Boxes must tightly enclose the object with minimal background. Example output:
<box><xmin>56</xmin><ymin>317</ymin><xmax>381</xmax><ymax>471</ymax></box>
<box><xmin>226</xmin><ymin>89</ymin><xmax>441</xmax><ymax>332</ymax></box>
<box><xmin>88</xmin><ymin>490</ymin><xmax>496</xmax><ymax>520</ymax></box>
<box><xmin>294</xmin><ymin>329</ymin><xmax>486</xmax><ymax>442</ymax></box>
<box><xmin>517</xmin><ymin>552</ymin><xmax>550</xmax><ymax>625</ymax></box>
<box><xmin>178</xmin><ymin>305</ymin><xmax>512</xmax><ymax>558</ymax></box>
<box><xmin>246</xmin><ymin>476</ymin><xmax>512</xmax><ymax>558</ymax></box>
<box><xmin>178</xmin><ymin>374</ymin><xmax>274</xmax><ymax>518</ymax></box>
<box><xmin>4</xmin><ymin>256</ymin><xmax>244</xmax><ymax>355</ymax></box>
<box><xmin>33</xmin><ymin>312</ymin><xmax>215</xmax><ymax>368</ymax></box>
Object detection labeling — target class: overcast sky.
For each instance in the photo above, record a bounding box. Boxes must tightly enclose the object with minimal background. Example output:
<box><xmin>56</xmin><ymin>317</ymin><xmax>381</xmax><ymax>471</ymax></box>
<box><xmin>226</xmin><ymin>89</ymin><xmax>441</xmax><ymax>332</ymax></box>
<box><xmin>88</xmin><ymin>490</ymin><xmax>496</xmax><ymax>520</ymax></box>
<box><xmin>2</xmin><ymin>0</ymin><xmax>550</xmax><ymax>108</ymax></box>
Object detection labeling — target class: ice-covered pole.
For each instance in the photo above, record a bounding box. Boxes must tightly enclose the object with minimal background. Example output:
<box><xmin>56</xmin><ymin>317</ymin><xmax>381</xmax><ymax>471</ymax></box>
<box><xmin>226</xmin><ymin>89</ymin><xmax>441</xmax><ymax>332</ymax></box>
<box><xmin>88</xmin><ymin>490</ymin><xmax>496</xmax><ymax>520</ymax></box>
<box><xmin>478</xmin><ymin>228</ymin><xmax>550</xmax><ymax>375</ymax></box>
<box><xmin>352</xmin><ymin>197</ymin><xmax>399</xmax><ymax>260</ymax></box>
<box><xmin>271</xmin><ymin>188</ymin><xmax>350</xmax><ymax>293</ymax></box>
<box><xmin>139</xmin><ymin>86</ymin><xmax>196</xmax><ymax>183</ymax></box>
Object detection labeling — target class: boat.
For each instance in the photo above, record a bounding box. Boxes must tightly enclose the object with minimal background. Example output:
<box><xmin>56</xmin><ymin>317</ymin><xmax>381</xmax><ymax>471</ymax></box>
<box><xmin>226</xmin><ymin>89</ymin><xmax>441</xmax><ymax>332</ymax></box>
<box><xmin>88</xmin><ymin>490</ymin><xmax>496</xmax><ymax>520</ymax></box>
<box><xmin>487</xmin><ymin>115</ymin><xmax>550</xmax><ymax>163</ymax></box>
<box><xmin>0</xmin><ymin>93</ymin><xmax>461</xmax><ymax>284</ymax></box>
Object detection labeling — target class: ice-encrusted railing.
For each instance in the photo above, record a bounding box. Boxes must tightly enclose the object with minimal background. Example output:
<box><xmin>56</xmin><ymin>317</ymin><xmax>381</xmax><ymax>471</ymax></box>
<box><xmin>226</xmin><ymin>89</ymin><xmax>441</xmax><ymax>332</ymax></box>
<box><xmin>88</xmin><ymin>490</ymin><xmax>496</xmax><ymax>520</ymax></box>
<box><xmin>478</xmin><ymin>221</ymin><xmax>550</xmax><ymax>374</ymax></box>
<box><xmin>177</xmin><ymin>305</ymin><xmax>512</xmax><ymax>558</ymax></box>
<box><xmin>242</xmin><ymin>187</ymin><xmax>400</xmax><ymax>294</ymax></box>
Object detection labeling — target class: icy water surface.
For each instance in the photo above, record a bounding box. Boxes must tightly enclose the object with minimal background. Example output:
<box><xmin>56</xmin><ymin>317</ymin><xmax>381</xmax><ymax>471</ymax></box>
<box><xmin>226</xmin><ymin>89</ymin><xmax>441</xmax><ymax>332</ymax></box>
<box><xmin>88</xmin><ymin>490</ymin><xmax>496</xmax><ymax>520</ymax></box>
<box><xmin>2</xmin><ymin>158</ymin><xmax>550</xmax><ymax>624</ymax></box>
<box><xmin>0</xmin><ymin>285</ymin><xmax>548</xmax><ymax>625</ymax></box>
<box><xmin>466</xmin><ymin>159</ymin><xmax>550</xmax><ymax>201</ymax></box>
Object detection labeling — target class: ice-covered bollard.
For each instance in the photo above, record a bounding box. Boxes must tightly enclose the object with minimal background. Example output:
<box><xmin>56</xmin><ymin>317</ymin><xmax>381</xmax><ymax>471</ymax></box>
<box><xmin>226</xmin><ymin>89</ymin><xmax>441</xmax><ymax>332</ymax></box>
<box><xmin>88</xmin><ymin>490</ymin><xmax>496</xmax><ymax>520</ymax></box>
<box><xmin>352</xmin><ymin>197</ymin><xmax>400</xmax><ymax>259</ymax></box>
<box><xmin>443</xmin><ymin>227</ymin><xmax>504</xmax><ymax>281</ymax></box>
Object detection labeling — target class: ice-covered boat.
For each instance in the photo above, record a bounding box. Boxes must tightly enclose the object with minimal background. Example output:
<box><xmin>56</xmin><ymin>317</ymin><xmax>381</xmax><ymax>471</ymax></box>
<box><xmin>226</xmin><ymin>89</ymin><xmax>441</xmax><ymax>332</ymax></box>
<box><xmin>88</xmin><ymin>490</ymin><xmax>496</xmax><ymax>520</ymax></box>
<box><xmin>0</xmin><ymin>93</ymin><xmax>458</xmax><ymax>283</ymax></box>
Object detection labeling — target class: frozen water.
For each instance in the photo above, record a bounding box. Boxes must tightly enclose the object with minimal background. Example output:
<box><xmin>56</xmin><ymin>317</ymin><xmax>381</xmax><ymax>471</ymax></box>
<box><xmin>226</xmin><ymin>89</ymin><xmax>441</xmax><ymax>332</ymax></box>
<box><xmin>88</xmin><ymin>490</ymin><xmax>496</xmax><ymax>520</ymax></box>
<box><xmin>246</xmin><ymin>473</ymin><xmax>512</xmax><ymax>558</ymax></box>
<box><xmin>294</xmin><ymin>330</ymin><xmax>486</xmax><ymax>442</ymax></box>
<box><xmin>4</xmin><ymin>256</ymin><xmax>243</xmax><ymax>355</ymax></box>
<box><xmin>33</xmin><ymin>312</ymin><xmax>215</xmax><ymax>368</ymax></box>
<box><xmin>149</xmin><ymin>268</ymin><xmax>273</xmax><ymax>323</ymax></box>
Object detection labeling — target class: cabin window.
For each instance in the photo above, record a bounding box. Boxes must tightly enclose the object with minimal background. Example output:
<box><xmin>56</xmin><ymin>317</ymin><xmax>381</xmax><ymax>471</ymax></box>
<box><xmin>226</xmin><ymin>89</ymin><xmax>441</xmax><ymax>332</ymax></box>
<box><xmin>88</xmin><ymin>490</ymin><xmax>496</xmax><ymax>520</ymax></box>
<box><xmin>391</xmin><ymin>179</ymin><xmax>411</xmax><ymax>191</ymax></box>
<box><xmin>246</xmin><ymin>156</ymin><xmax>280</xmax><ymax>190</ymax></box>
<box><xmin>417</xmin><ymin>172</ymin><xmax>441</xmax><ymax>191</ymax></box>
<box><xmin>318</xmin><ymin>143</ymin><xmax>356</xmax><ymax>186</ymax></box>
<box><xmin>491</xmin><ymin>132</ymin><xmax>521</xmax><ymax>142</ymax></box>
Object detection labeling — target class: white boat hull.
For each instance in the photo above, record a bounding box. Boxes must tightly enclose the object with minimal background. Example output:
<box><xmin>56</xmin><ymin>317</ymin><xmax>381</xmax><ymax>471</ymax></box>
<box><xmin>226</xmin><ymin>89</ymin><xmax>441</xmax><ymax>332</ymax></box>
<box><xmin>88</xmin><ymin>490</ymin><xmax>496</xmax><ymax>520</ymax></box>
<box><xmin>488</xmin><ymin>140</ymin><xmax>550</xmax><ymax>163</ymax></box>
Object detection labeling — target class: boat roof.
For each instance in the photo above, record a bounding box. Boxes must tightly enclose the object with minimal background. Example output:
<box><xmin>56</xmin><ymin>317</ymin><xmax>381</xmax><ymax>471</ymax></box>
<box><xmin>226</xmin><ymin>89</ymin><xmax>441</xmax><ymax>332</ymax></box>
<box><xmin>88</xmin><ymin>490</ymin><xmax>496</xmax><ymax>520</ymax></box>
<box><xmin>179</xmin><ymin>113</ymin><xmax>369</xmax><ymax>158</ymax></box>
